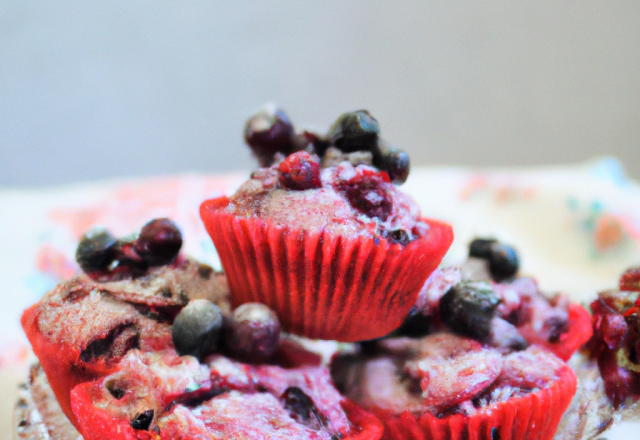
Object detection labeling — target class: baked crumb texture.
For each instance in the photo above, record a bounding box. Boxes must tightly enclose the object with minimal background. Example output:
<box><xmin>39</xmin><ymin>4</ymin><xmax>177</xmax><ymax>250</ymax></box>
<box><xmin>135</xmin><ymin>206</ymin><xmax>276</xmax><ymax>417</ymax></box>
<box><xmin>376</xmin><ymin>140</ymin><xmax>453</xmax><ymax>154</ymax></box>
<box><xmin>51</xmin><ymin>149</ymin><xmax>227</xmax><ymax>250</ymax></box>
<box><xmin>333</xmin><ymin>333</ymin><xmax>577</xmax><ymax>440</ymax></box>
<box><xmin>20</xmin><ymin>259</ymin><xmax>383</xmax><ymax>440</ymax></box>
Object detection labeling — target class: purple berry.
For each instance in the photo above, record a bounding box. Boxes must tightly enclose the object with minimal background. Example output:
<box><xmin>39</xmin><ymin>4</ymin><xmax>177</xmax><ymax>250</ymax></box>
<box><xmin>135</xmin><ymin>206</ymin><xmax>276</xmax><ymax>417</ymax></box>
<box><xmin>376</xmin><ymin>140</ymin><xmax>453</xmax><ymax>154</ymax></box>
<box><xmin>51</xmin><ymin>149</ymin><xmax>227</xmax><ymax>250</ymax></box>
<box><xmin>134</xmin><ymin>218</ymin><xmax>182</xmax><ymax>266</ymax></box>
<box><xmin>223</xmin><ymin>303</ymin><xmax>281</xmax><ymax>362</ymax></box>
<box><xmin>339</xmin><ymin>172</ymin><xmax>392</xmax><ymax>220</ymax></box>
<box><xmin>244</xmin><ymin>105</ymin><xmax>295</xmax><ymax>167</ymax></box>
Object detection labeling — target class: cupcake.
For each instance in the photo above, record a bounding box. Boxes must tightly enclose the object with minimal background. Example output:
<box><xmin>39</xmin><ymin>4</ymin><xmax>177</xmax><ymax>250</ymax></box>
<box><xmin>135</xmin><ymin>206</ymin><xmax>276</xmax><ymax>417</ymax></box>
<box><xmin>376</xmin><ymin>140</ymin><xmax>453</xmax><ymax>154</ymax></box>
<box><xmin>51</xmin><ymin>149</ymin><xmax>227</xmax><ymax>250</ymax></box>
<box><xmin>19</xmin><ymin>220</ymin><xmax>384</xmax><ymax>440</ymax></box>
<box><xmin>397</xmin><ymin>238</ymin><xmax>592</xmax><ymax>361</ymax></box>
<box><xmin>200</xmin><ymin>107</ymin><xmax>453</xmax><ymax>341</ymax></box>
<box><xmin>332</xmin><ymin>333</ymin><xmax>577</xmax><ymax>440</ymax></box>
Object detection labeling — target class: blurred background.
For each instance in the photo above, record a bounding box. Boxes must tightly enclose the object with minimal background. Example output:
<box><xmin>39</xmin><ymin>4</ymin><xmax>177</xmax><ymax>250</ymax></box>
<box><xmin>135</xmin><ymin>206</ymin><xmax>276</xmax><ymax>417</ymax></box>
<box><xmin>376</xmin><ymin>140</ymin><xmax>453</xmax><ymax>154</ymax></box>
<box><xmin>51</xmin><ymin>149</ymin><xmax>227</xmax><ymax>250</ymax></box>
<box><xmin>1</xmin><ymin>1</ymin><xmax>639</xmax><ymax>187</ymax></box>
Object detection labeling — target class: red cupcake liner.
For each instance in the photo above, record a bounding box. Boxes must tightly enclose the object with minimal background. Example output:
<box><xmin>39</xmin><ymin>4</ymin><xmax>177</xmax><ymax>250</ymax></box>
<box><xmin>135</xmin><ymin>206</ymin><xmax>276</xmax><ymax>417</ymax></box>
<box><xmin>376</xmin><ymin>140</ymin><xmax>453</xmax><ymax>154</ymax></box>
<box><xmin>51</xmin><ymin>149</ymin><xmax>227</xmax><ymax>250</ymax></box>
<box><xmin>201</xmin><ymin>196</ymin><xmax>453</xmax><ymax>341</ymax></box>
<box><xmin>376</xmin><ymin>362</ymin><xmax>577</xmax><ymax>440</ymax></box>
<box><xmin>519</xmin><ymin>303</ymin><xmax>593</xmax><ymax>361</ymax></box>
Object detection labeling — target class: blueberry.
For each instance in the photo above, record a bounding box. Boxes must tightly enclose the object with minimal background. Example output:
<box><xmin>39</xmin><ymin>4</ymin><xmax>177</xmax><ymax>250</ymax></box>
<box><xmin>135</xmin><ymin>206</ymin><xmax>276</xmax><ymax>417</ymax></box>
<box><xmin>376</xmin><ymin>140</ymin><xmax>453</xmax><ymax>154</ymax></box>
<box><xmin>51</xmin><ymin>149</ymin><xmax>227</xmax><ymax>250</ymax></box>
<box><xmin>440</xmin><ymin>281</ymin><xmax>501</xmax><ymax>342</ymax></box>
<box><xmin>327</xmin><ymin>110</ymin><xmax>380</xmax><ymax>153</ymax></box>
<box><xmin>375</xmin><ymin>146</ymin><xmax>410</xmax><ymax>184</ymax></box>
<box><xmin>487</xmin><ymin>243</ymin><xmax>519</xmax><ymax>282</ymax></box>
<box><xmin>223</xmin><ymin>303</ymin><xmax>281</xmax><ymax>362</ymax></box>
<box><xmin>134</xmin><ymin>218</ymin><xmax>182</xmax><ymax>266</ymax></box>
<box><xmin>468</xmin><ymin>238</ymin><xmax>497</xmax><ymax>259</ymax></box>
<box><xmin>468</xmin><ymin>239</ymin><xmax>519</xmax><ymax>282</ymax></box>
<box><xmin>244</xmin><ymin>105</ymin><xmax>295</xmax><ymax>167</ymax></box>
<box><xmin>172</xmin><ymin>299</ymin><xmax>223</xmax><ymax>359</ymax></box>
<box><xmin>76</xmin><ymin>228</ymin><xmax>117</xmax><ymax>273</ymax></box>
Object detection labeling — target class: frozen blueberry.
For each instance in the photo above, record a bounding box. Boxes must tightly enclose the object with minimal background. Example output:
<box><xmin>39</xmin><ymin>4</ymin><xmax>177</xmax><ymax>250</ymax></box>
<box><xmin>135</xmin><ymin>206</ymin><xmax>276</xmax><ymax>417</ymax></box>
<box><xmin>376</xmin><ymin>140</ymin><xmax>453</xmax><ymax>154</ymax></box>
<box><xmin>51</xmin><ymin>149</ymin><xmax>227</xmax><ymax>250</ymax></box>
<box><xmin>468</xmin><ymin>239</ymin><xmax>520</xmax><ymax>282</ymax></box>
<box><xmin>375</xmin><ymin>146</ymin><xmax>410</xmax><ymax>184</ymax></box>
<box><xmin>172</xmin><ymin>299</ymin><xmax>223</xmax><ymax>359</ymax></box>
<box><xmin>223</xmin><ymin>303</ymin><xmax>281</xmax><ymax>362</ymax></box>
<box><xmin>440</xmin><ymin>281</ymin><xmax>501</xmax><ymax>342</ymax></box>
<box><xmin>487</xmin><ymin>243</ymin><xmax>519</xmax><ymax>282</ymax></box>
<box><xmin>327</xmin><ymin>110</ymin><xmax>380</xmax><ymax>153</ymax></box>
<box><xmin>134</xmin><ymin>218</ymin><xmax>182</xmax><ymax>266</ymax></box>
<box><xmin>244</xmin><ymin>105</ymin><xmax>295</xmax><ymax>167</ymax></box>
<box><xmin>469</xmin><ymin>238</ymin><xmax>498</xmax><ymax>259</ymax></box>
<box><xmin>396</xmin><ymin>307</ymin><xmax>431</xmax><ymax>337</ymax></box>
<box><xmin>76</xmin><ymin>228</ymin><xmax>118</xmax><ymax>273</ymax></box>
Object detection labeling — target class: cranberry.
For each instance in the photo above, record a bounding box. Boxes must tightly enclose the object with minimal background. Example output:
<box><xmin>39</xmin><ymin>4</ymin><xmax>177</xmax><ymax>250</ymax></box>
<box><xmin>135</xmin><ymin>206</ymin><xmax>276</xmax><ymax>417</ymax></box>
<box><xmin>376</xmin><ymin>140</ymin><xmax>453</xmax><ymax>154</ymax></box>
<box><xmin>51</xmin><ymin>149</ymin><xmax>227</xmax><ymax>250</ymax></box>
<box><xmin>620</xmin><ymin>267</ymin><xmax>640</xmax><ymax>292</ymax></box>
<box><xmin>172</xmin><ymin>299</ymin><xmax>223</xmax><ymax>359</ymax></box>
<box><xmin>76</xmin><ymin>228</ymin><xmax>118</xmax><ymax>273</ymax></box>
<box><xmin>339</xmin><ymin>171</ymin><xmax>392</xmax><ymax>220</ymax></box>
<box><xmin>222</xmin><ymin>303</ymin><xmax>281</xmax><ymax>362</ymax></box>
<box><xmin>327</xmin><ymin>110</ymin><xmax>380</xmax><ymax>153</ymax></box>
<box><xmin>278</xmin><ymin>151</ymin><xmax>322</xmax><ymax>191</ymax></box>
<box><xmin>244</xmin><ymin>105</ymin><xmax>295</xmax><ymax>167</ymax></box>
<box><xmin>375</xmin><ymin>146</ymin><xmax>410</xmax><ymax>184</ymax></box>
<box><xmin>598</xmin><ymin>348</ymin><xmax>636</xmax><ymax>408</ymax></box>
<box><xmin>134</xmin><ymin>218</ymin><xmax>182</xmax><ymax>266</ymax></box>
<box><xmin>598</xmin><ymin>313</ymin><xmax>629</xmax><ymax>350</ymax></box>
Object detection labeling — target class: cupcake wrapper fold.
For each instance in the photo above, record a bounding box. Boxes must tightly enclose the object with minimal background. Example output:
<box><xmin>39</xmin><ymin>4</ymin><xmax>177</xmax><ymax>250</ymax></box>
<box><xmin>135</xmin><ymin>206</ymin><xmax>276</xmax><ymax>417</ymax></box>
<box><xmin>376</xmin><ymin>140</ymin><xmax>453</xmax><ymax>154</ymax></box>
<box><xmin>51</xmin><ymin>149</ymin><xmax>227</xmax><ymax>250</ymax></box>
<box><xmin>201</xmin><ymin>197</ymin><xmax>453</xmax><ymax>341</ymax></box>
<box><xmin>378</xmin><ymin>363</ymin><xmax>577</xmax><ymax>440</ymax></box>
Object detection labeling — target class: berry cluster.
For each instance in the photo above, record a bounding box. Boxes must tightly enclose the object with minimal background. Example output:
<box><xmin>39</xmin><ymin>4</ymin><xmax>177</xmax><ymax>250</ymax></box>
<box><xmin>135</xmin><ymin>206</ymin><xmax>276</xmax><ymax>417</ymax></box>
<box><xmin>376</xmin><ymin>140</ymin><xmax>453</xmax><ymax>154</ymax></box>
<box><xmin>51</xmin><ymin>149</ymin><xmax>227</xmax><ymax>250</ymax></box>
<box><xmin>75</xmin><ymin>218</ymin><xmax>182</xmax><ymax>279</ymax></box>
<box><xmin>244</xmin><ymin>106</ymin><xmax>410</xmax><ymax>185</ymax></box>
<box><xmin>590</xmin><ymin>267</ymin><xmax>640</xmax><ymax>407</ymax></box>
<box><xmin>171</xmin><ymin>301</ymin><xmax>282</xmax><ymax>363</ymax></box>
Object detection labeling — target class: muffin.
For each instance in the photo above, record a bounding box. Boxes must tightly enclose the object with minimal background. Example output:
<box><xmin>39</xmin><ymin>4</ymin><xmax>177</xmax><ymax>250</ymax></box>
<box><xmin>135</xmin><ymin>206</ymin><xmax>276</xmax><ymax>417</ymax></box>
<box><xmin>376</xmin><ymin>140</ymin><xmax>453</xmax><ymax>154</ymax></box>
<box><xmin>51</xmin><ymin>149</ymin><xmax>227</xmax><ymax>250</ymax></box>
<box><xmin>330</xmin><ymin>240</ymin><xmax>595</xmax><ymax>440</ymax></box>
<box><xmin>18</xmin><ymin>219</ymin><xmax>384</xmax><ymax>440</ymax></box>
<box><xmin>201</xmin><ymin>107</ymin><xmax>453</xmax><ymax>341</ymax></box>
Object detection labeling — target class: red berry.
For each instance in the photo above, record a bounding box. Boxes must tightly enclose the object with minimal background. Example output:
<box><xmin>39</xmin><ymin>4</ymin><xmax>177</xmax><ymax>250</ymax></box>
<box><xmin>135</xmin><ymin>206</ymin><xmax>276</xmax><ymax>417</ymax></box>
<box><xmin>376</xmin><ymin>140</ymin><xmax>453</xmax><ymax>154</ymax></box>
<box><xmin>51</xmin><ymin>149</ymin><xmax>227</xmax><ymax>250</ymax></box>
<box><xmin>244</xmin><ymin>106</ymin><xmax>295</xmax><ymax>167</ymax></box>
<box><xmin>339</xmin><ymin>171</ymin><xmax>392</xmax><ymax>220</ymax></box>
<box><xmin>620</xmin><ymin>267</ymin><xmax>640</xmax><ymax>292</ymax></box>
<box><xmin>278</xmin><ymin>151</ymin><xmax>322</xmax><ymax>191</ymax></box>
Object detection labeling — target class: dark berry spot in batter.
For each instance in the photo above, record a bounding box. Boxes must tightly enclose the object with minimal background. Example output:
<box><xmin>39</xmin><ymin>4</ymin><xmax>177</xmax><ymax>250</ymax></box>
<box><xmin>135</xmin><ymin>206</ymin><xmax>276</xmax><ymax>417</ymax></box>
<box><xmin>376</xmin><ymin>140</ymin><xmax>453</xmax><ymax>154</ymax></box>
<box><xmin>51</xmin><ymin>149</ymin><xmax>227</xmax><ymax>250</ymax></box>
<box><xmin>197</xmin><ymin>263</ymin><xmax>214</xmax><ymax>280</ymax></box>
<box><xmin>339</xmin><ymin>172</ymin><xmax>392</xmax><ymax>220</ymax></box>
<box><xmin>79</xmin><ymin>323</ymin><xmax>140</xmax><ymax>363</ymax></box>
<box><xmin>106</xmin><ymin>380</ymin><xmax>125</xmax><ymax>400</ymax></box>
<box><xmin>282</xmin><ymin>386</ymin><xmax>314</xmax><ymax>422</ymax></box>
<box><xmin>130</xmin><ymin>410</ymin><xmax>154</xmax><ymax>430</ymax></box>
<box><xmin>389</xmin><ymin>229</ymin><xmax>410</xmax><ymax>246</ymax></box>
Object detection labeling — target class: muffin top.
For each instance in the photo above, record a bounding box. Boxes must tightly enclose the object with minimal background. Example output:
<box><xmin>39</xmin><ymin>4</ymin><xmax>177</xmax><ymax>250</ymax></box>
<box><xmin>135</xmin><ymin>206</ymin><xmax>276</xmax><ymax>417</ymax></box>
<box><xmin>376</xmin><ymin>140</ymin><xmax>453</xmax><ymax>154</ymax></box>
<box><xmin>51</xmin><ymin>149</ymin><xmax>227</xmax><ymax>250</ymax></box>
<box><xmin>226</xmin><ymin>106</ymin><xmax>430</xmax><ymax>244</ymax></box>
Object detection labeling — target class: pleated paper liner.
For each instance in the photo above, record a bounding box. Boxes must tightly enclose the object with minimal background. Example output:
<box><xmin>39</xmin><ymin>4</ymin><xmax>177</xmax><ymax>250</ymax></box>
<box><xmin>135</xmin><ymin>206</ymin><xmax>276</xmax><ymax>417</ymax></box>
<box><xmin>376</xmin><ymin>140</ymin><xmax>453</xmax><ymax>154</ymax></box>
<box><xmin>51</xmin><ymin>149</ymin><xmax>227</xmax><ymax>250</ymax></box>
<box><xmin>377</xmin><ymin>362</ymin><xmax>577</xmax><ymax>440</ymax></box>
<box><xmin>518</xmin><ymin>303</ymin><xmax>593</xmax><ymax>362</ymax></box>
<box><xmin>200</xmin><ymin>196</ymin><xmax>453</xmax><ymax>342</ymax></box>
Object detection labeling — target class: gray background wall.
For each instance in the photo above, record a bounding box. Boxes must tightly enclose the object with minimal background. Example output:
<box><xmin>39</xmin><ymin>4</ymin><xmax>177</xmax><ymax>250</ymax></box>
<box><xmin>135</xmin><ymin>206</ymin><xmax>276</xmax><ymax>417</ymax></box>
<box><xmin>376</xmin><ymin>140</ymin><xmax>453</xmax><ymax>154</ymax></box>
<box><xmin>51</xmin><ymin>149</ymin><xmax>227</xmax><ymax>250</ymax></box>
<box><xmin>1</xmin><ymin>1</ymin><xmax>639</xmax><ymax>187</ymax></box>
